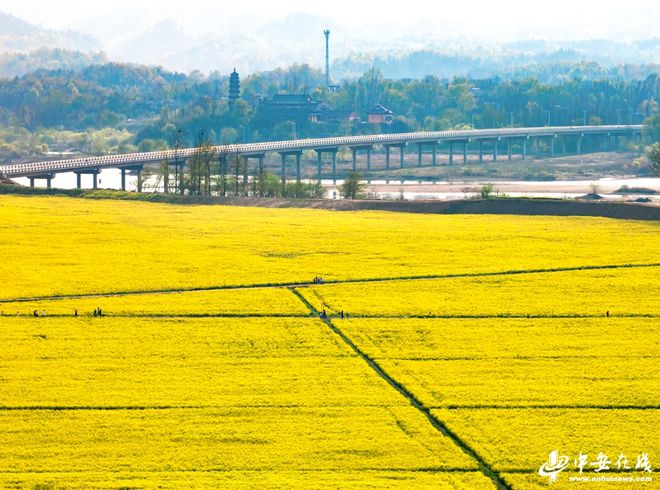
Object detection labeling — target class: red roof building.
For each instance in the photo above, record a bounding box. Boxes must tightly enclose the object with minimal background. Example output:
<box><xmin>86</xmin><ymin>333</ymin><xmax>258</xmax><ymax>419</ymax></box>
<box><xmin>367</xmin><ymin>104</ymin><xmax>393</xmax><ymax>124</ymax></box>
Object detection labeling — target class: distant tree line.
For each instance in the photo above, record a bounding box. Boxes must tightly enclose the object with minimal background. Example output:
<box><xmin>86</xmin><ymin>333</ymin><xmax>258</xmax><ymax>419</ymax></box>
<box><xmin>0</xmin><ymin>61</ymin><xmax>658</xmax><ymax>163</ymax></box>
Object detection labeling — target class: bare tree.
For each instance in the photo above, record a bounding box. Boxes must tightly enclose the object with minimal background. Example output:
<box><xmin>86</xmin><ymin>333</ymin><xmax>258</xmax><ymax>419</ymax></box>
<box><xmin>188</xmin><ymin>130</ymin><xmax>217</xmax><ymax>196</ymax></box>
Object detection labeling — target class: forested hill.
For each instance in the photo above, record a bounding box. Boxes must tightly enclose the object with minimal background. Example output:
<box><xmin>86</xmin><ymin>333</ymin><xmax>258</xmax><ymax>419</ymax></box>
<box><xmin>0</xmin><ymin>11</ymin><xmax>100</xmax><ymax>53</ymax></box>
<box><xmin>0</xmin><ymin>61</ymin><xmax>657</xmax><ymax>163</ymax></box>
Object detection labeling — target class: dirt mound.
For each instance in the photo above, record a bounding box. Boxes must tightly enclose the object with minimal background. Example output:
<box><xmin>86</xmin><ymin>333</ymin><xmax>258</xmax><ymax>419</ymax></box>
<box><xmin>579</xmin><ymin>193</ymin><xmax>603</xmax><ymax>200</ymax></box>
<box><xmin>214</xmin><ymin>197</ymin><xmax>660</xmax><ymax>221</ymax></box>
<box><xmin>0</xmin><ymin>176</ymin><xmax>18</xmax><ymax>185</ymax></box>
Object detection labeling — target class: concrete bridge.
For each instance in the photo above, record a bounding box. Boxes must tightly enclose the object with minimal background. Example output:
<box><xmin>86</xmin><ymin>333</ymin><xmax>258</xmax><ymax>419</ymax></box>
<box><xmin>0</xmin><ymin>125</ymin><xmax>643</xmax><ymax>190</ymax></box>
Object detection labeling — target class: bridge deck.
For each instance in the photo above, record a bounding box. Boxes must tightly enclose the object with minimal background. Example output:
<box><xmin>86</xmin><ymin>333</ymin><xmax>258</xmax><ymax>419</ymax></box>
<box><xmin>0</xmin><ymin>125</ymin><xmax>643</xmax><ymax>178</ymax></box>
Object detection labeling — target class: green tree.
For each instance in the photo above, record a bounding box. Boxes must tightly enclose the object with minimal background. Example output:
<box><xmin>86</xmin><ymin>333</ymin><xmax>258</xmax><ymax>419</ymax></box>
<box><xmin>647</xmin><ymin>142</ymin><xmax>660</xmax><ymax>176</ymax></box>
<box><xmin>643</xmin><ymin>114</ymin><xmax>660</xmax><ymax>144</ymax></box>
<box><xmin>339</xmin><ymin>172</ymin><xmax>365</xmax><ymax>199</ymax></box>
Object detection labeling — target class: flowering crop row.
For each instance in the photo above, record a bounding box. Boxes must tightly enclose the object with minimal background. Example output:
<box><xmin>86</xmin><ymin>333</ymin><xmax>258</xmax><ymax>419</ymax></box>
<box><xmin>434</xmin><ymin>408</ymin><xmax>658</xmax><ymax>488</ymax></box>
<box><xmin>1</xmin><ymin>195</ymin><xmax>658</xmax><ymax>299</ymax></box>
<box><xmin>303</xmin><ymin>267</ymin><xmax>660</xmax><ymax>317</ymax></box>
<box><xmin>0</xmin><ymin>287</ymin><xmax>309</xmax><ymax>317</ymax></box>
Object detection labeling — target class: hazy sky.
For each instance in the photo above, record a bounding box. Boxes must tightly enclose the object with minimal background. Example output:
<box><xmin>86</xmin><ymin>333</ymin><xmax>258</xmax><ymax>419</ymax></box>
<box><xmin>1</xmin><ymin>0</ymin><xmax>659</xmax><ymax>42</ymax></box>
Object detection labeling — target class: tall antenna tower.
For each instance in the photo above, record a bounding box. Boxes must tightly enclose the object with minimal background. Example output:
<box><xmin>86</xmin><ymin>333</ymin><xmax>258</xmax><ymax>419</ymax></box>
<box><xmin>324</xmin><ymin>29</ymin><xmax>330</xmax><ymax>88</ymax></box>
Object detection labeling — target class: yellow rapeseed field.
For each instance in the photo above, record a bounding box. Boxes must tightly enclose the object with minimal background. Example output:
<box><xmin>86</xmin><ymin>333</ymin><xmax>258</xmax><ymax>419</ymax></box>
<box><xmin>0</xmin><ymin>195</ymin><xmax>658</xmax><ymax>299</ymax></box>
<box><xmin>0</xmin><ymin>315</ymin><xmax>481</xmax><ymax>488</ymax></box>
<box><xmin>302</xmin><ymin>267</ymin><xmax>660</xmax><ymax>316</ymax></box>
<box><xmin>0</xmin><ymin>287</ymin><xmax>309</xmax><ymax>317</ymax></box>
<box><xmin>1</xmin><ymin>195</ymin><xmax>658</xmax><ymax>489</ymax></box>
<box><xmin>434</xmin><ymin>408</ymin><xmax>658</xmax><ymax>489</ymax></box>
<box><xmin>338</xmin><ymin>317</ymin><xmax>658</xmax><ymax>360</ymax></box>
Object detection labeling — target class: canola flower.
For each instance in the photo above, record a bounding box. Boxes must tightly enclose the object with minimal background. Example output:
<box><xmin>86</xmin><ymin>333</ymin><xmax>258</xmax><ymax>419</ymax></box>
<box><xmin>378</xmin><ymin>356</ymin><xmax>658</xmax><ymax>408</ymax></box>
<box><xmin>1</xmin><ymin>195</ymin><xmax>658</xmax><ymax>300</ymax></box>
<box><xmin>1</xmin><ymin>406</ymin><xmax>479</xmax><ymax>474</ymax></box>
<box><xmin>0</xmin><ymin>287</ymin><xmax>309</xmax><ymax>317</ymax></box>
<box><xmin>2</xmin><ymin>470</ymin><xmax>495</xmax><ymax>490</ymax></box>
<box><xmin>0</xmin><ymin>317</ymin><xmax>397</xmax><ymax>408</ymax></box>
<box><xmin>302</xmin><ymin>267</ymin><xmax>660</xmax><ymax>317</ymax></box>
<box><xmin>335</xmin><ymin>317</ymin><xmax>659</xmax><ymax>407</ymax></box>
<box><xmin>338</xmin><ymin>317</ymin><xmax>659</xmax><ymax>360</ymax></box>
<box><xmin>433</xmin><ymin>408</ymin><xmax>658</xmax><ymax>488</ymax></box>
<box><xmin>0</xmin><ymin>314</ymin><xmax>482</xmax><ymax>488</ymax></box>
<box><xmin>1</xmin><ymin>195</ymin><xmax>658</xmax><ymax>489</ymax></box>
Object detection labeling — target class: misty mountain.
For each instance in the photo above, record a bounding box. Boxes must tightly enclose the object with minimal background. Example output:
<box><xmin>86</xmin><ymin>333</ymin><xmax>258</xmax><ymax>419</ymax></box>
<box><xmin>503</xmin><ymin>38</ymin><xmax>660</xmax><ymax>65</ymax></box>
<box><xmin>1</xmin><ymin>9</ymin><xmax>658</xmax><ymax>82</ymax></box>
<box><xmin>0</xmin><ymin>48</ymin><xmax>107</xmax><ymax>78</ymax></box>
<box><xmin>111</xmin><ymin>19</ymin><xmax>188</xmax><ymax>66</ymax></box>
<box><xmin>104</xmin><ymin>13</ymin><xmax>341</xmax><ymax>75</ymax></box>
<box><xmin>0</xmin><ymin>11</ymin><xmax>100</xmax><ymax>53</ymax></box>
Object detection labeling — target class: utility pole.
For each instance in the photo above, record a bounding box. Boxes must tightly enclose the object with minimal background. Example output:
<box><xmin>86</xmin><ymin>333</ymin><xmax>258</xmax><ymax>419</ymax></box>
<box><xmin>324</xmin><ymin>30</ymin><xmax>331</xmax><ymax>88</ymax></box>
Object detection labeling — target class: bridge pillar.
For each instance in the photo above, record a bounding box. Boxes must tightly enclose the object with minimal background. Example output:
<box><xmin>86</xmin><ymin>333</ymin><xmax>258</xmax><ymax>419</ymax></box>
<box><xmin>241</xmin><ymin>154</ymin><xmax>266</xmax><ymax>197</ymax></box>
<box><xmin>119</xmin><ymin>165</ymin><xmax>143</xmax><ymax>192</ymax></box>
<box><xmin>220</xmin><ymin>155</ymin><xmax>228</xmax><ymax>197</ymax></box>
<box><xmin>493</xmin><ymin>139</ymin><xmax>498</xmax><ymax>162</ymax></box>
<box><xmin>604</xmin><ymin>133</ymin><xmax>610</xmax><ymax>151</ymax></box>
<box><xmin>352</xmin><ymin>148</ymin><xmax>357</xmax><ymax>171</ymax></box>
<box><xmin>577</xmin><ymin>134</ymin><xmax>583</xmax><ymax>154</ymax></box>
<box><xmin>244</xmin><ymin>159</ymin><xmax>250</xmax><ymax>195</ymax></box>
<box><xmin>314</xmin><ymin>148</ymin><xmax>338</xmax><ymax>183</ymax></box>
<box><xmin>562</xmin><ymin>137</ymin><xmax>566</xmax><ymax>155</ymax></box>
<box><xmin>296</xmin><ymin>152</ymin><xmax>301</xmax><ymax>184</ymax></box>
<box><xmin>479</xmin><ymin>141</ymin><xmax>483</xmax><ymax>163</ymax></box>
<box><xmin>332</xmin><ymin>151</ymin><xmax>337</xmax><ymax>182</ymax></box>
<box><xmin>172</xmin><ymin>162</ymin><xmax>184</xmax><ymax>195</ymax></box>
<box><xmin>507</xmin><ymin>139</ymin><xmax>512</xmax><ymax>161</ymax></box>
<box><xmin>75</xmin><ymin>168</ymin><xmax>100</xmax><ymax>190</ymax></box>
<box><xmin>449</xmin><ymin>142</ymin><xmax>454</xmax><ymax>165</ymax></box>
<box><xmin>416</xmin><ymin>142</ymin><xmax>439</xmax><ymax>167</ymax></box>
<box><xmin>550</xmin><ymin>136</ymin><xmax>555</xmax><ymax>157</ymax></box>
<box><xmin>432</xmin><ymin>143</ymin><xmax>437</xmax><ymax>166</ymax></box>
<box><xmin>278</xmin><ymin>150</ymin><xmax>303</xmax><ymax>188</ymax></box>
<box><xmin>522</xmin><ymin>139</ymin><xmax>527</xmax><ymax>160</ymax></box>
<box><xmin>258</xmin><ymin>156</ymin><xmax>265</xmax><ymax>196</ymax></box>
<box><xmin>367</xmin><ymin>147</ymin><xmax>372</xmax><ymax>171</ymax></box>
<box><xmin>463</xmin><ymin>141</ymin><xmax>468</xmax><ymax>164</ymax></box>
<box><xmin>384</xmin><ymin>144</ymin><xmax>405</xmax><ymax>169</ymax></box>
<box><xmin>28</xmin><ymin>174</ymin><xmax>55</xmax><ymax>189</ymax></box>
<box><xmin>348</xmin><ymin>145</ymin><xmax>373</xmax><ymax>175</ymax></box>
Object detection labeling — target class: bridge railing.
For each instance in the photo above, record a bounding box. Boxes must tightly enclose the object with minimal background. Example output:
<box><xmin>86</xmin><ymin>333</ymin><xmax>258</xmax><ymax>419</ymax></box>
<box><xmin>0</xmin><ymin>125</ymin><xmax>643</xmax><ymax>177</ymax></box>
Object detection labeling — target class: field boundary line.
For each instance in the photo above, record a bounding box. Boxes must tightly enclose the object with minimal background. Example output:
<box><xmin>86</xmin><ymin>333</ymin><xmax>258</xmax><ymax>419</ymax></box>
<box><xmin>0</xmin><ymin>402</ymin><xmax>405</xmax><ymax>411</ymax></box>
<box><xmin>289</xmin><ymin>287</ymin><xmax>511</xmax><ymax>490</ymax></box>
<box><xmin>435</xmin><ymin>405</ymin><xmax>660</xmax><ymax>410</ymax></box>
<box><xmin>385</xmin><ymin>354</ymin><xmax>658</xmax><ymax>361</ymax></box>
<box><xmin>3</xmin><ymin>262</ymin><xmax>659</xmax><ymax>303</ymax></box>
<box><xmin>0</xmin><ymin>313</ymin><xmax>313</xmax><ymax>319</ymax></box>
<box><xmin>332</xmin><ymin>313</ymin><xmax>660</xmax><ymax>319</ymax></box>
<box><xmin>3</xmin><ymin>313</ymin><xmax>657</xmax><ymax>320</ymax></box>
<box><xmin>0</xmin><ymin>467</ymin><xmax>485</xmax><ymax>474</ymax></box>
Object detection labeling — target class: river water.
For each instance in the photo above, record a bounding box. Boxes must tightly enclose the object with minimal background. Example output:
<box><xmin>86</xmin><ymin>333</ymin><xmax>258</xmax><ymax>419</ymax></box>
<box><xmin>12</xmin><ymin>171</ymin><xmax>660</xmax><ymax>205</ymax></box>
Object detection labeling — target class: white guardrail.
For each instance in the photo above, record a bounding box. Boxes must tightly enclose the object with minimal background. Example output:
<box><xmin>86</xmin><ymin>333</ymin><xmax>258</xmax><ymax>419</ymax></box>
<box><xmin>0</xmin><ymin>125</ymin><xmax>643</xmax><ymax>177</ymax></box>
